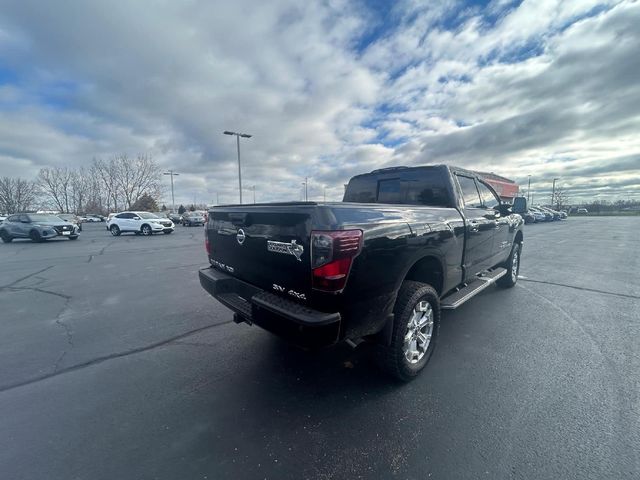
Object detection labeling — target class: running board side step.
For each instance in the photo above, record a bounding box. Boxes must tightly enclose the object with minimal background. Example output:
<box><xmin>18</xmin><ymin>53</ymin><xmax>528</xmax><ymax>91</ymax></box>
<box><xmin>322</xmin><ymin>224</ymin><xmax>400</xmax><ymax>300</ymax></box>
<box><xmin>440</xmin><ymin>268</ymin><xmax>507</xmax><ymax>310</ymax></box>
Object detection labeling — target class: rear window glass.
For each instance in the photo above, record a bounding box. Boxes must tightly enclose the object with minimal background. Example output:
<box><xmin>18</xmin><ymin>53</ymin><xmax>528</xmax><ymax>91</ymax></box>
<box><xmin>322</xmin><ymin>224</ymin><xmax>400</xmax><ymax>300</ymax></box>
<box><xmin>377</xmin><ymin>179</ymin><xmax>401</xmax><ymax>203</ymax></box>
<box><xmin>343</xmin><ymin>168</ymin><xmax>451</xmax><ymax>207</ymax></box>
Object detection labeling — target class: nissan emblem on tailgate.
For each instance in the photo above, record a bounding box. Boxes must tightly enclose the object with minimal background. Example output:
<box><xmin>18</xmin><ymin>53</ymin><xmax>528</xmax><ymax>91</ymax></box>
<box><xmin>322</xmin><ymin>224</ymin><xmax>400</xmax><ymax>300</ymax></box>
<box><xmin>236</xmin><ymin>229</ymin><xmax>246</xmax><ymax>245</ymax></box>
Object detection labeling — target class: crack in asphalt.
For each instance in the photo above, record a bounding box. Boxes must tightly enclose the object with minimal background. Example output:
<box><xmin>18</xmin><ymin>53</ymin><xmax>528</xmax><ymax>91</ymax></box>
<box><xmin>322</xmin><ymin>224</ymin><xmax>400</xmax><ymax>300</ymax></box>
<box><xmin>0</xmin><ymin>266</ymin><xmax>54</xmax><ymax>289</ymax></box>
<box><xmin>5</xmin><ymin>285</ymin><xmax>75</xmax><ymax>373</ymax></box>
<box><xmin>88</xmin><ymin>240</ymin><xmax>116</xmax><ymax>263</ymax></box>
<box><xmin>0</xmin><ymin>320</ymin><xmax>234</xmax><ymax>394</ymax></box>
<box><xmin>519</xmin><ymin>278</ymin><xmax>640</xmax><ymax>300</ymax></box>
<box><xmin>53</xmin><ymin>304</ymin><xmax>75</xmax><ymax>373</ymax></box>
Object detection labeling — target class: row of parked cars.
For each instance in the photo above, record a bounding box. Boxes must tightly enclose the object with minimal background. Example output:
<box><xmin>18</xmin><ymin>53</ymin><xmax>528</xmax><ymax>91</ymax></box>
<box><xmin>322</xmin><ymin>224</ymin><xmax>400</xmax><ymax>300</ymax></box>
<box><xmin>522</xmin><ymin>206</ymin><xmax>568</xmax><ymax>224</ymax></box>
<box><xmin>166</xmin><ymin>211</ymin><xmax>206</xmax><ymax>226</ymax></box>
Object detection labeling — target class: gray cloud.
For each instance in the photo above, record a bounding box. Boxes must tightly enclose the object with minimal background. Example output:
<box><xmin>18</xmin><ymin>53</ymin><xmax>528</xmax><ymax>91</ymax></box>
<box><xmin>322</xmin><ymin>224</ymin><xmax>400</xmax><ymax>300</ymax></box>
<box><xmin>0</xmin><ymin>0</ymin><xmax>638</xmax><ymax>204</ymax></box>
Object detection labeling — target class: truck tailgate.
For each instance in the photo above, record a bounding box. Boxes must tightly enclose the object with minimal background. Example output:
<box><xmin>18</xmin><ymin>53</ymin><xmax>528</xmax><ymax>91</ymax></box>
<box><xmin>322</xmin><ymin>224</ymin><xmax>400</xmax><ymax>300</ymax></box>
<box><xmin>207</xmin><ymin>206</ymin><xmax>313</xmax><ymax>298</ymax></box>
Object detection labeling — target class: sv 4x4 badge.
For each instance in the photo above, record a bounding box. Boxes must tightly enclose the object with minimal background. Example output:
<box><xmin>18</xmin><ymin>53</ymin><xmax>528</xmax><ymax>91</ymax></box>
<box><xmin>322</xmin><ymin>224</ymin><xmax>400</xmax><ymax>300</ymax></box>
<box><xmin>267</xmin><ymin>240</ymin><xmax>304</xmax><ymax>261</ymax></box>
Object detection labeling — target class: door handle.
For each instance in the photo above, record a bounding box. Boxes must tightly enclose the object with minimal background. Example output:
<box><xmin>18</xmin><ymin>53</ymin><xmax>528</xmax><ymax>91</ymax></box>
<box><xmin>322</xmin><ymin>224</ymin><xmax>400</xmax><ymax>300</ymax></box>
<box><xmin>469</xmin><ymin>220</ymin><xmax>480</xmax><ymax>233</ymax></box>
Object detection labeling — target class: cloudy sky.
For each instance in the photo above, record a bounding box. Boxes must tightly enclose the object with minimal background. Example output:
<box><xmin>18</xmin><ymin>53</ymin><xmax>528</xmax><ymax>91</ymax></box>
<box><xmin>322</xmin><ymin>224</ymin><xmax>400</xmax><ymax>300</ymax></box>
<box><xmin>1</xmin><ymin>0</ymin><xmax>639</xmax><ymax>205</ymax></box>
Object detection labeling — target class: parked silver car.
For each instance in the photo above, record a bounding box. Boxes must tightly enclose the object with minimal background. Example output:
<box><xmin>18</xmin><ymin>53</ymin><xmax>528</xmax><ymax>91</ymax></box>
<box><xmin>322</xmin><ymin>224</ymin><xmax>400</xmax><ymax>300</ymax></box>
<box><xmin>0</xmin><ymin>213</ymin><xmax>80</xmax><ymax>242</ymax></box>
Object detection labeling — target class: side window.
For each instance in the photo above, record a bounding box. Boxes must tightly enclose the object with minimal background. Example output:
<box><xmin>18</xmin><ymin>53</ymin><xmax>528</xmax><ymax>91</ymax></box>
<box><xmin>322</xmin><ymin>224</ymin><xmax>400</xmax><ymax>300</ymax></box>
<box><xmin>456</xmin><ymin>175</ymin><xmax>482</xmax><ymax>208</ymax></box>
<box><xmin>116</xmin><ymin>213</ymin><xmax>132</xmax><ymax>219</ymax></box>
<box><xmin>476</xmin><ymin>181</ymin><xmax>500</xmax><ymax>209</ymax></box>
<box><xmin>19</xmin><ymin>215</ymin><xmax>30</xmax><ymax>223</ymax></box>
<box><xmin>8</xmin><ymin>215</ymin><xmax>20</xmax><ymax>222</ymax></box>
<box><xmin>403</xmin><ymin>172</ymin><xmax>450</xmax><ymax>207</ymax></box>
<box><xmin>377</xmin><ymin>179</ymin><xmax>401</xmax><ymax>203</ymax></box>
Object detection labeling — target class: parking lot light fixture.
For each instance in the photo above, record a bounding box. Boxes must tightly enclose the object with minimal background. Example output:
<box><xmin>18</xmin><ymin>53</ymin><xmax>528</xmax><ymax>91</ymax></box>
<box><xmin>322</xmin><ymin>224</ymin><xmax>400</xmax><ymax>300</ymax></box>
<box><xmin>163</xmin><ymin>170</ymin><xmax>180</xmax><ymax>213</ymax></box>
<box><xmin>223</xmin><ymin>131</ymin><xmax>253</xmax><ymax>204</ymax></box>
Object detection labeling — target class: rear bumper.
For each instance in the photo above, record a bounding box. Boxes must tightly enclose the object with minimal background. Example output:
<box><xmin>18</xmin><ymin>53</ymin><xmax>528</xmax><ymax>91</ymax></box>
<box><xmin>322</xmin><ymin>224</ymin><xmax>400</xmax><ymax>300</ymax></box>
<box><xmin>199</xmin><ymin>267</ymin><xmax>341</xmax><ymax>348</ymax></box>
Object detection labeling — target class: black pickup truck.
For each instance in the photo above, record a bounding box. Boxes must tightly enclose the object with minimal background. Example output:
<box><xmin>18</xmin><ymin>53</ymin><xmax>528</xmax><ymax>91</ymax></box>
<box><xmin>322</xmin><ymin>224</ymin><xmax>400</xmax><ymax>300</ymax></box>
<box><xmin>199</xmin><ymin>165</ymin><xmax>526</xmax><ymax>380</ymax></box>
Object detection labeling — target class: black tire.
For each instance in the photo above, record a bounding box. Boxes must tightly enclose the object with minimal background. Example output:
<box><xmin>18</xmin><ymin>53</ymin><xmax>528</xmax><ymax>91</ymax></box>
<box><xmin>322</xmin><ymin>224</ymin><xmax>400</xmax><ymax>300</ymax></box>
<box><xmin>110</xmin><ymin>225</ymin><xmax>121</xmax><ymax>236</ymax></box>
<box><xmin>141</xmin><ymin>224</ymin><xmax>153</xmax><ymax>236</ymax></box>
<box><xmin>30</xmin><ymin>229</ymin><xmax>43</xmax><ymax>243</ymax></box>
<box><xmin>78</xmin><ymin>225</ymin><xmax>82</xmax><ymax>232</ymax></box>
<box><xmin>497</xmin><ymin>242</ymin><xmax>521</xmax><ymax>288</ymax></box>
<box><xmin>375</xmin><ymin>281</ymin><xmax>440</xmax><ymax>381</ymax></box>
<box><xmin>69</xmin><ymin>235</ymin><xmax>79</xmax><ymax>240</ymax></box>
<box><xmin>0</xmin><ymin>231</ymin><xmax>12</xmax><ymax>243</ymax></box>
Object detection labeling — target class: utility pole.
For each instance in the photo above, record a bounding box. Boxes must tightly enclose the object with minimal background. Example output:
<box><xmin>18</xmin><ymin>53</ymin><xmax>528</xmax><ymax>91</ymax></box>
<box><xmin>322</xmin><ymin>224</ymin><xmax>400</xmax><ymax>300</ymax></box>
<box><xmin>301</xmin><ymin>177</ymin><xmax>308</xmax><ymax>201</ymax></box>
<box><xmin>323</xmin><ymin>185</ymin><xmax>326</xmax><ymax>203</ymax></box>
<box><xmin>223</xmin><ymin>130</ymin><xmax>252</xmax><ymax>204</ymax></box>
<box><xmin>251</xmin><ymin>185</ymin><xmax>256</xmax><ymax>204</ymax></box>
<box><xmin>163</xmin><ymin>170</ymin><xmax>180</xmax><ymax>212</ymax></box>
<box><xmin>527</xmin><ymin>175</ymin><xmax>531</xmax><ymax>203</ymax></box>
<box><xmin>552</xmin><ymin>178</ymin><xmax>559</xmax><ymax>208</ymax></box>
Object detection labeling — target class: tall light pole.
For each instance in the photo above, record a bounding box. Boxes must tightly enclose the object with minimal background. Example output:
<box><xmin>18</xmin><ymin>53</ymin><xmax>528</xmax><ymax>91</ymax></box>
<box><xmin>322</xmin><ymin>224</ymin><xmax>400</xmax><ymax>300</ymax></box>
<box><xmin>301</xmin><ymin>177</ymin><xmax>308</xmax><ymax>201</ymax></box>
<box><xmin>223</xmin><ymin>130</ymin><xmax>252</xmax><ymax>204</ymax></box>
<box><xmin>527</xmin><ymin>175</ymin><xmax>531</xmax><ymax>204</ymax></box>
<box><xmin>163</xmin><ymin>170</ymin><xmax>180</xmax><ymax>212</ymax></box>
<box><xmin>251</xmin><ymin>185</ymin><xmax>256</xmax><ymax>204</ymax></box>
<box><xmin>552</xmin><ymin>177</ymin><xmax>559</xmax><ymax>207</ymax></box>
<box><xmin>323</xmin><ymin>185</ymin><xmax>326</xmax><ymax>203</ymax></box>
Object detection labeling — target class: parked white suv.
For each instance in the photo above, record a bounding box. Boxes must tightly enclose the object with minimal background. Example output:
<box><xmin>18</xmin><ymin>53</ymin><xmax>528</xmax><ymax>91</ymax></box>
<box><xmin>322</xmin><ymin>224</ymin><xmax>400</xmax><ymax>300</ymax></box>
<box><xmin>107</xmin><ymin>211</ymin><xmax>174</xmax><ymax>236</ymax></box>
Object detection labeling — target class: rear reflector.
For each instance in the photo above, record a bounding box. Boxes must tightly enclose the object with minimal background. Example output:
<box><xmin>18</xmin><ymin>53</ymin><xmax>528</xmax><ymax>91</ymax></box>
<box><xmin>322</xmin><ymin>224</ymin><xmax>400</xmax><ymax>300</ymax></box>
<box><xmin>311</xmin><ymin>230</ymin><xmax>362</xmax><ymax>292</ymax></box>
<box><xmin>205</xmin><ymin>234</ymin><xmax>211</xmax><ymax>256</ymax></box>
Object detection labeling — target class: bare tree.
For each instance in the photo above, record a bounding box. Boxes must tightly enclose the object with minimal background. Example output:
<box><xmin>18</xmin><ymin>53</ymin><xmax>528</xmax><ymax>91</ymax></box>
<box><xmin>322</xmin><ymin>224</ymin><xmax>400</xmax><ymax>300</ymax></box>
<box><xmin>0</xmin><ymin>177</ymin><xmax>38</xmax><ymax>213</ymax></box>
<box><xmin>552</xmin><ymin>187</ymin><xmax>569</xmax><ymax>210</ymax></box>
<box><xmin>112</xmin><ymin>153</ymin><xmax>162</xmax><ymax>209</ymax></box>
<box><xmin>37</xmin><ymin>167</ymin><xmax>74</xmax><ymax>212</ymax></box>
<box><xmin>93</xmin><ymin>157</ymin><xmax>120</xmax><ymax>213</ymax></box>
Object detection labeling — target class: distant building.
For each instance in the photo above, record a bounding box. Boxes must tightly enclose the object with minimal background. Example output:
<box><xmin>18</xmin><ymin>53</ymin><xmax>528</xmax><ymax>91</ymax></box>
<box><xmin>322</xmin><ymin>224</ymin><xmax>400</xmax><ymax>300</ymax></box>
<box><xmin>473</xmin><ymin>171</ymin><xmax>520</xmax><ymax>202</ymax></box>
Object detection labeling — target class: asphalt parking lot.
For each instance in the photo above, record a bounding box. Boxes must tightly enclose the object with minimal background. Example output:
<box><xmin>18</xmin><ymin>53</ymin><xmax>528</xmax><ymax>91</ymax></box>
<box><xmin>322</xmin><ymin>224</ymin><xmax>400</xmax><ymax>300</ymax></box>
<box><xmin>1</xmin><ymin>218</ymin><xmax>638</xmax><ymax>479</ymax></box>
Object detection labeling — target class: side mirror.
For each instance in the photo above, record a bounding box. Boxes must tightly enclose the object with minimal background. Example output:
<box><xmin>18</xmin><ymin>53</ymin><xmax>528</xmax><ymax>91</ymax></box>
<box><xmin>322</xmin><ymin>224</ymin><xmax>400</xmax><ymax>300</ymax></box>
<box><xmin>512</xmin><ymin>196</ymin><xmax>527</xmax><ymax>214</ymax></box>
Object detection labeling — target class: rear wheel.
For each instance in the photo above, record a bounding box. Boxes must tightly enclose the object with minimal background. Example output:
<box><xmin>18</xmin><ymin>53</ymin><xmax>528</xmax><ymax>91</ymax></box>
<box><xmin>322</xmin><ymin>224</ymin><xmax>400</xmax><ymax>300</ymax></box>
<box><xmin>0</xmin><ymin>231</ymin><xmax>12</xmax><ymax>243</ymax></box>
<box><xmin>376</xmin><ymin>281</ymin><xmax>440</xmax><ymax>381</ymax></box>
<box><xmin>30</xmin><ymin>229</ymin><xmax>43</xmax><ymax>243</ymax></box>
<box><xmin>497</xmin><ymin>242</ymin><xmax>521</xmax><ymax>288</ymax></box>
<box><xmin>110</xmin><ymin>225</ymin><xmax>121</xmax><ymax>236</ymax></box>
<box><xmin>141</xmin><ymin>224</ymin><xmax>152</xmax><ymax>236</ymax></box>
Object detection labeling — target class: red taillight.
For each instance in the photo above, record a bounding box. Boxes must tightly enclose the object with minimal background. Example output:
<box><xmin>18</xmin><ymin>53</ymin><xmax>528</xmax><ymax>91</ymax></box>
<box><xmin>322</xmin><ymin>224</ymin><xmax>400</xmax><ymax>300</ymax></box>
<box><xmin>311</xmin><ymin>230</ymin><xmax>363</xmax><ymax>292</ymax></box>
<box><xmin>205</xmin><ymin>234</ymin><xmax>211</xmax><ymax>256</ymax></box>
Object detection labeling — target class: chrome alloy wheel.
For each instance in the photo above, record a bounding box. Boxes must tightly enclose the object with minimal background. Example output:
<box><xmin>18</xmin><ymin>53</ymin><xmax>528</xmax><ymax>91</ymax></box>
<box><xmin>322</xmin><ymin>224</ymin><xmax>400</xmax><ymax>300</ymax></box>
<box><xmin>403</xmin><ymin>300</ymin><xmax>434</xmax><ymax>364</ymax></box>
<box><xmin>511</xmin><ymin>246</ymin><xmax>520</xmax><ymax>283</ymax></box>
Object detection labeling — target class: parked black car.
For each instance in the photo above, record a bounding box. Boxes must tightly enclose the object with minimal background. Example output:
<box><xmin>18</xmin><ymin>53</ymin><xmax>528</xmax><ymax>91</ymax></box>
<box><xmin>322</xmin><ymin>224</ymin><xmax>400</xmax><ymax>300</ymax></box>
<box><xmin>0</xmin><ymin>213</ymin><xmax>80</xmax><ymax>242</ymax></box>
<box><xmin>182</xmin><ymin>211</ymin><xmax>205</xmax><ymax>226</ymax></box>
<box><xmin>168</xmin><ymin>213</ymin><xmax>182</xmax><ymax>223</ymax></box>
<box><xmin>199</xmin><ymin>165</ymin><xmax>526</xmax><ymax>380</ymax></box>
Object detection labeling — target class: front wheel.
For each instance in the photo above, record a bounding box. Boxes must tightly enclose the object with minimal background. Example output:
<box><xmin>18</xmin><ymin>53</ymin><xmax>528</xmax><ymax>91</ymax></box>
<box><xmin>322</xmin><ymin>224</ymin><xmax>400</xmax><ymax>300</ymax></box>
<box><xmin>30</xmin><ymin>229</ymin><xmax>43</xmax><ymax>243</ymax></box>
<box><xmin>141</xmin><ymin>224</ymin><xmax>152</xmax><ymax>236</ymax></box>
<box><xmin>497</xmin><ymin>242</ymin><xmax>521</xmax><ymax>288</ymax></box>
<box><xmin>376</xmin><ymin>281</ymin><xmax>440</xmax><ymax>381</ymax></box>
